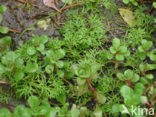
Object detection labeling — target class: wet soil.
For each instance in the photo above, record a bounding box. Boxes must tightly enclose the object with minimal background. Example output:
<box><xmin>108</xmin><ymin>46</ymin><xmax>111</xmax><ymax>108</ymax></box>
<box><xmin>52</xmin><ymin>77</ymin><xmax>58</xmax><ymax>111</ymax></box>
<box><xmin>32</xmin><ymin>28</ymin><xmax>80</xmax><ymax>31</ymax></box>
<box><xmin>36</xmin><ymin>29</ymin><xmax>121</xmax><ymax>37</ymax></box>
<box><xmin>0</xmin><ymin>0</ymin><xmax>61</xmax><ymax>46</ymax></box>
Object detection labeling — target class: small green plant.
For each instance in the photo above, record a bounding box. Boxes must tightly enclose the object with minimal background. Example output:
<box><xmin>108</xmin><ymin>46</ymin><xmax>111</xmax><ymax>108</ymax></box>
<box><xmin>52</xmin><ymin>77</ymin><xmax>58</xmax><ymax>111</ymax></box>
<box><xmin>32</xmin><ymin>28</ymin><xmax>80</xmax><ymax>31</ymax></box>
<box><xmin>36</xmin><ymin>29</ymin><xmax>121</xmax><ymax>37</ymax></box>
<box><xmin>109</xmin><ymin>38</ymin><xmax>130</xmax><ymax>61</ymax></box>
<box><xmin>112</xmin><ymin>83</ymin><xmax>147</xmax><ymax>114</ymax></box>
<box><xmin>117</xmin><ymin>69</ymin><xmax>140</xmax><ymax>82</ymax></box>
<box><xmin>71</xmin><ymin>58</ymin><xmax>106</xmax><ymax>104</ymax></box>
<box><xmin>137</xmin><ymin>39</ymin><xmax>153</xmax><ymax>60</ymax></box>
<box><xmin>0</xmin><ymin>5</ymin><xmax>8</xmax><ymax>34</ymax></box>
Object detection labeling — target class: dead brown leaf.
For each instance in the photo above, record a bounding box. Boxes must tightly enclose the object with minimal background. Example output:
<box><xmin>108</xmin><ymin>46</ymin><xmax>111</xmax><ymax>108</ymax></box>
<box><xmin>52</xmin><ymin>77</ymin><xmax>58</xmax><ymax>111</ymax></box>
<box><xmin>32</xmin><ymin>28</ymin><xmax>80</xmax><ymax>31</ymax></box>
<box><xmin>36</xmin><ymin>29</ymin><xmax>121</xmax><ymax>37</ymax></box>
<box><xmin>43</xmin><ymin>0</ymin><xmax>60</xmax><ymax>12</ymax></box>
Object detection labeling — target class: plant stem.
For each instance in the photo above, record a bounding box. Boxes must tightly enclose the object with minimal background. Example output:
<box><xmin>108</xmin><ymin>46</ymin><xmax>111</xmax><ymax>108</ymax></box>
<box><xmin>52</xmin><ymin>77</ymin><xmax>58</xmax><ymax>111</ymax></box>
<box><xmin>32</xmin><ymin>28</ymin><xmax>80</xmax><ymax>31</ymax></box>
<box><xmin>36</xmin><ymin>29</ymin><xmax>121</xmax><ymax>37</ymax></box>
<box><xmin>146</xmin><ymin>102</ymin><xmax>152</xmax><ymax>108</ymax></box>
<box><xmin>86</xmin><ymin>78</ymin><xmax>98</xmax><ymax>103</ymax></box>
<box><xmin>61</xmin><ymin>1</ymin><xmax>85</xmax><ymax>11</ymax></box>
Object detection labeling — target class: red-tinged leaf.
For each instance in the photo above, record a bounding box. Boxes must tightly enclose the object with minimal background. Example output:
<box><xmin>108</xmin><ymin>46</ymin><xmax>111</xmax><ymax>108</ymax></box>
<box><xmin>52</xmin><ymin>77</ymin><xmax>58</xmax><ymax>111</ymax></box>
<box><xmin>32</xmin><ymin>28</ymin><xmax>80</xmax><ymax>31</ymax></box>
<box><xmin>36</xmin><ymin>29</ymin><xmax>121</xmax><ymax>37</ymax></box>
<box><xmin>43</xmin><ymin>0</ymin><xmax>60</xmax><ymax>12</ymax></box>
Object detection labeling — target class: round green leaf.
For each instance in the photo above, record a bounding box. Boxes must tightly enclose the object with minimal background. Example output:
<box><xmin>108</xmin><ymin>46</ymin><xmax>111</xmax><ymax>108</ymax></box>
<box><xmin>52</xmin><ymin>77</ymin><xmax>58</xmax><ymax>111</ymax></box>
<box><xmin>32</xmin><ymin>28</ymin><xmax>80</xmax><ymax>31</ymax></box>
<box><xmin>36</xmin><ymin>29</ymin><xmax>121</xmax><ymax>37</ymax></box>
<box><xmin>148</xmin><ymin>53</ymin><xmax>156</xmax><ymax>61</ymax></box>
<box><xmin>117</xmin><ymin>72</ymin><xmax>125</xmax><ymax>81</ymax></box>
<box><xmin>139</xmin><ymin>63</ymin><xmax>145</xmax><ymax>71</ymax></box>
<box><xmin>141</xmin><ymin>96</ymin><xmax>148</xmax><ymax>104</ymax></box>
<box><xmin>0</xmin><ymin>5</ymin><xmax>7</xmax><ymax>13</ymax></box>
<box><xmin>1</xmin><ymin>52</ymin><xmax>17</xmax><ymax>65</ymax></box>
<box><xmin>45</xmin><ymin>108</ymin><xmax>58</xmax><ymax>117</ymax></box>
<box><xmin>55</xmin><ymin>49</ymin><xmax>66</xmax><ymax>59</ymax></box>
<box><xmin>138</xmin><ymin>46</ymin><xmax>144</xmax><ymax>52</ymax></box>
<box><xmin>15</xmin><ymin>58</ymin><xmax>24</xmax><ymax>69</ymax></box>
<box><xmin>0</xmin><ymin>108</ymin><xmax>11</xmax><ymax>117</ymax></box>
<box><xmin>116</xmin><ymin>54</ymin><xmax>124</xmax><ymax>61</ymax></box>
<box><xmin>125</xmin><ymin>94</ymin><xmax>140</xmax><ymax>105</ymax></box>
<box><xmin>146</xmin><ymin>64</ymin><xmax>156</xmax><ymax>70</ymax></box>
<box><xmin>71</xmin><ymin>108</ymin><xmax>80</xmax><ymax>117</ymax></box>
<box><xmin>25</xmin><ymin>63</ymin><xmax>38</xmax><ymax>73</ymax></box>
<box><xmin>40</xmin><ymin>35</ymin><xmax>49</xmax><ymax>44</ymax></box>
<box><xmin>123</xmin><ymin>0</ymin><xmax>129</xmax><ymax>4</ymax></box>
<box><xmin>38</xmin><ymin>105</ymin><xmax>49</xmax><ymax>115</ymax></box>
<box><xmin>93</xmin><ymin>108</ymin><xmax>102</xmax><ymax>117</ymax></box>
<box><xmin>80</xmin><ymin>107</ymin><xmax>88</xmax><ymax>117</ymax></box>
<box><xmin>112</xmin><ymin>104</ymin><xmax>121</xmax><ymax>113</ymax></box>
<box><xmin>0</xmin><ymin>26</ymin><xmax>8</xmax><ymax>34</ymax></box>
<box><xmin>132</xmin><ymin>0</ymin><xmax>138</xmax><ymax>6</ymax></box>
<box><xmin>56</xmin><ymin>61</ymin><xmax>64</xmax><ymax>68</ymax></box>
<box><xmin>134</xmin><ymin>83</ymin><xmax>145</xmax><ymax>96</ymax></box>
<box><xmin>96</xmin><ymin>92</ymin><xmax>106</xmax><ymax>104</ymax></box>
<box><xmin>14</xmin><ymin>71</ymin><xmax>24</xmax><ymax>81</ymax></box>
<box><xmin>36</xmin><ymin>44</ymin><xmax>45</xmax><ymax>53</ymax></box>
<box><xmin>119</xmin><ymin>46</ymin><xmax>127</xmax><ymax>53</ymax></box>
<box><xmin>124</xmin><ymin>69</ymin><xmax>133</xmax><ymax>79</ymax></box>
<box><xmin>140</xmin><ymin>77</ymin><xmax>149</xmax><ymax>85</ymax></box>
<box><xmin>141</xmin><ymin>40</ymin><xmax>153</xmax><ymax>50</ymax></box>
<box><xmin>153</xmin><ymin>2</ymin><xmax>156</xmax><ymax>8</ymax></box>
<box><xmin>14</xmin><ymin>105</ymin><xmax>31</xmax><ymax>117</ymax></box>
<box><xmin>132</xmin><ymin>73</ymin><xmax>139</xmax><ymax>82</ymax></box>
<box><xmin>120</xmin><ymin>85</ymin><xmax>133</xmax><ymax>98</ymax></box>
<box><xmin>146</xmin><ymin>74</ymin><xmax>154</xmax><ymax>80</ymax></box>
<box><xmin>112</xmin><ymin>38</ymin><xmax>120</xmax><ymax>49</ymax></box>
<box><xmin>27</xmin><ymin>46</ymin><xmax>36</xmax><ymax>55</ymax></box>
<box><xmin>45</xmin><ymin>65</ymin><xmax>54</xmax><ymax>74</ymax></box>
<box><xmin>106</xmin><ymin>52</ymin><xmax>113</xmax><ymax>60</ymax></box>
<box><xmin>110</xmin><ymin>47</ymin><xmax>116</xmax><ymax>54</ymax></box>
<box><xmin>28</xmin><ymin>95</ymin><xmax>40</xmax><ymax>108</ymax></box>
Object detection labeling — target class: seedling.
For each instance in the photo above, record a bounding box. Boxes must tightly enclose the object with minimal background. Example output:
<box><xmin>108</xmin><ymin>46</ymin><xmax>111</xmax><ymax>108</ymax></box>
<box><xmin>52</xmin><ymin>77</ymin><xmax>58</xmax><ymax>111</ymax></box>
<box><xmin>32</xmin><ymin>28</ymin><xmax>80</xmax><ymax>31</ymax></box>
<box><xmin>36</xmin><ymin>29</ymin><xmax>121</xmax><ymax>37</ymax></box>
<box><xmin>117</xmin><ymin>69</ymin><xmax>140</xmax><ymax>87</ymax></box>
<box><xmin>71</xmin><ymin>59</ymin><xmax>106</xmax><ymax>104</ymax></box>
<box><xmin>109</xmin><ymin>38</ymin><xmax>130</xmax><ymax>61</ymax></box>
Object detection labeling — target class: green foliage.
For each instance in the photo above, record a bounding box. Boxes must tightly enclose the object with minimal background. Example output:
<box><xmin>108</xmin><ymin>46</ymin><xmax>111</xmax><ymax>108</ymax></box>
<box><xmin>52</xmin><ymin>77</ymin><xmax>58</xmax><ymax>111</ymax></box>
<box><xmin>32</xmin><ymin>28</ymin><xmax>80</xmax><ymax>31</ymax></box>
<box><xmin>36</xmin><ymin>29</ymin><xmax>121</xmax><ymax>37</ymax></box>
<box><xmin>109</xmin><ymin>38</ymin><xmax>130</xmax><ymax>61</ymax></box>
<box><xmin>120</xmin><ymin>83</ymin><xmax>145</xmax><ymax>105</ymax></box>
<box><xmin>153</xmin><ymin>2</ymin><xmax>156</xmax><ymax>8</ymax></box>
<box><xmin>123</xmin><ymin>0</ymin><xmax>138</xmax><ymax>6</ymax></box>
<box><xmin>0</xmin><ymin>5</ymin><xmax>8</xmax><ymax>34</ymax></box>
<box><xmin>102</xmin><ymin>0</ymin><xmax>118</xmax><ymax>16</ymax></box>
<box><xmin>126</xmin><ymin>28</ymin><xmax>150</xmax><ymax>47</ymax></box>
<box><xmin>117</xmin><ymin>69</ymin><xmax>140</xmax><ymax>82</ymax></box>
<box><xmin>137</xmin><ymin>39</ymin><xmax>153</xmax><ymax>60</ymax></box>
<box><xmin>0</xmin><ymin>1</ymin><xmax>156</xmax><ymax>116</ymax></box>
<box><xmin>0</xmin><ymin>35</ymin><xmax>66</xmax><ymax>99</ymax></box>
<box><xmin>0</xmin><ymin>95</ymin><xmax>90</xmax><ymax>117</ymax></box>
<box><xmin>61</xmin><ymin>11</ymin><xmax>107</xmax><ymax>58</ymax></box>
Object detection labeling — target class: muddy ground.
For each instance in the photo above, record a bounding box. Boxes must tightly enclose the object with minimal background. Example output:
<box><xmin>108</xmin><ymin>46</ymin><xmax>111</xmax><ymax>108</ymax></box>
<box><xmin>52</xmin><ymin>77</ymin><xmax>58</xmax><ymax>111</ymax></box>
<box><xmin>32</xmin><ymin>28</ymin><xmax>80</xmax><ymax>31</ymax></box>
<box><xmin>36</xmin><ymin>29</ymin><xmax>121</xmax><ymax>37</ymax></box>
<box><xmin>0</xmin><ymin>0</ymin><xmax>66</xmax><ymax>46</ymax></box>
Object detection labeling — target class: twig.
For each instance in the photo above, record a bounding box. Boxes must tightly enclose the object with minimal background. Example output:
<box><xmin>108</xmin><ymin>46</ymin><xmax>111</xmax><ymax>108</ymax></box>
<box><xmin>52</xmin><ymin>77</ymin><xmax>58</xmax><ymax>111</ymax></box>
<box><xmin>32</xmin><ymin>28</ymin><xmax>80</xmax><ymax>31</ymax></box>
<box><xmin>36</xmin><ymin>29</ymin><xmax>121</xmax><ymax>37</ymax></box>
<box><xmin>17</xmin><ymin>0</ymin><xmax>36</xmax><ymax>7</ymax></box>
<box><xmin>62</xmin><ymin>78</ymin><xmax>74</xmax><ymax>87</ymax></box>
<box><xmin>0</xmin><ymin>81</ymin><xmax>9</xmax><ymax>84</ymax></box>
<box><xmin>61</xmin><ymin>1</ymin><xmax>85</xmax><ymax>12</ymax></box>
<box><xmin>8</xmin><ymin>28</ymin><xmax>20</xmax><ymax>33</ymax></box>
